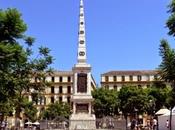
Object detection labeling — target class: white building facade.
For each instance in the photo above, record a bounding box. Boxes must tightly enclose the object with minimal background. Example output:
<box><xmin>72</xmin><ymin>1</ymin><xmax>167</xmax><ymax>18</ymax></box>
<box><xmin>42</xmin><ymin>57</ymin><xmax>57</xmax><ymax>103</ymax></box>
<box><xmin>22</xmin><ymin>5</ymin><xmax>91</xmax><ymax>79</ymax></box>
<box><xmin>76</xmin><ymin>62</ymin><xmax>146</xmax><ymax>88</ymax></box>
<box><xmin>101</xmin><ymin>70</ymin><xmax>158</xmax><ymax>90</ymax></box>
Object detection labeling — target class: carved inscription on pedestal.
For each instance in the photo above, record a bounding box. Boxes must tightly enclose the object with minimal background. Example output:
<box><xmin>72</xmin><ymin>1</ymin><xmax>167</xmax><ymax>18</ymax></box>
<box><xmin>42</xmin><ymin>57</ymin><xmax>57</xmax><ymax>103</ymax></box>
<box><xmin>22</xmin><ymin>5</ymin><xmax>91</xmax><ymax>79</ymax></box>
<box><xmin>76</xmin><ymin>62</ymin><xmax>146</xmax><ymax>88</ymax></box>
<box><xmin>76</xmin><ymin>103</ymin><xmax>89</xmax><ymax>113</ymax></box>
<box><xmin>77</xmin><ymin>73</ymin><xmax>87</xmax><ymax>93</ymax></box>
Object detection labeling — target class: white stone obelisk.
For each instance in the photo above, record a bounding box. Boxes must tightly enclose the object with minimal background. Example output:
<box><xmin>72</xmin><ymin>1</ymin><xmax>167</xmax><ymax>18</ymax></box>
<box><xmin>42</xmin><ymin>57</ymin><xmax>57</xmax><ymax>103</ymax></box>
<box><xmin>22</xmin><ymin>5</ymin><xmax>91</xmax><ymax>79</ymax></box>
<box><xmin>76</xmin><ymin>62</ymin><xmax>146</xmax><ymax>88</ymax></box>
<box><xmin>69</xmin><ymin>0</ymin><xmax>96</xmax><ymax>129</ymax></box>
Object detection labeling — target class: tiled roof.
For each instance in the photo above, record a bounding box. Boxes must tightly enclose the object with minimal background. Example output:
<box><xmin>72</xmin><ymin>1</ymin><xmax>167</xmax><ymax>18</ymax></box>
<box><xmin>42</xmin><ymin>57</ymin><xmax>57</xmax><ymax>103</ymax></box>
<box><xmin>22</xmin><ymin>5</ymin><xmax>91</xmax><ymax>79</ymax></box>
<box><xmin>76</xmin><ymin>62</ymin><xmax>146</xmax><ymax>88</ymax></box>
<box><xmin>101</xmin><ymin>70</ymin><xmax>158</xmax><ymax>76</ymax></box>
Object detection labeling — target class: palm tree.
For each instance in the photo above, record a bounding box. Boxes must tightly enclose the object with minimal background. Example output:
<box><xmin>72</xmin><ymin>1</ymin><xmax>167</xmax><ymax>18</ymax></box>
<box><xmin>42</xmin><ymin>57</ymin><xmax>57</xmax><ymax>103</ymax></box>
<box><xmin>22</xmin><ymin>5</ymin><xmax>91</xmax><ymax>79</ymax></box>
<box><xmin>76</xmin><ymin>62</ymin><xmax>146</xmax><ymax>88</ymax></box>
<box><xmin>158</xmin><ymin>39</ymin><xmax>175</xmax><ymax>130</ymax></box>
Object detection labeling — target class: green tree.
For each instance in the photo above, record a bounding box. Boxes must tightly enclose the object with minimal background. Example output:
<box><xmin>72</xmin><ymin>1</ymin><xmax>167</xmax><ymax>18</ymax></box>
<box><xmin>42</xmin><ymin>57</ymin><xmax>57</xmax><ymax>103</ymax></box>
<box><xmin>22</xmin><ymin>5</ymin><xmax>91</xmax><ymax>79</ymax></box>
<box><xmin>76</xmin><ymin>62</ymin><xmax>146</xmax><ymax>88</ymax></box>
<box><xmin>0</xmin><ymin>8</ymin><xmax>53</xmax><ymax>119</ymax></box>
<box><xmin>166</xmin><ymin>0</ymin><xmax>175</xmax><ymax>36</ymax></box>
<box><xmin>92</xmin><ymin>88</ymin><xmax>119</xmax><ymax>118</ymax></box>
<box><xmin>159</xmin><ymin>40</ymin><xmax>175</xmax><ymax>105</ymax></box>
<box><xmin>42</xmin><ymin>102</ymin><xmax>71</xmax><ymax>120</ymax></box>
<box><xmin>158</xmin><ymin>39</ymin><xmax>175</xmax><ymax>130</ymax></box>
<box><xmin>146</xmin><ymin>85</ymin><xmax>171</xmax><ymax>112</ymax></box>
<box><xmin>143</xmin><ymin>85</ymin><xmax>171</xmax><ymax>118</ymax></box>
<box><xmin>158</xmin><ymin>0</ymin><xmax>175</xmax><ymax>129</ymax></box>
<box><xmin>118</xmin><ymin>86</ymin><xmax>151</xmax><ymax>119</ymax></box>
<box><xmin>23</xmin><ymin>99</ymin><xmax>38</xmax><ymax>122</ymax></box>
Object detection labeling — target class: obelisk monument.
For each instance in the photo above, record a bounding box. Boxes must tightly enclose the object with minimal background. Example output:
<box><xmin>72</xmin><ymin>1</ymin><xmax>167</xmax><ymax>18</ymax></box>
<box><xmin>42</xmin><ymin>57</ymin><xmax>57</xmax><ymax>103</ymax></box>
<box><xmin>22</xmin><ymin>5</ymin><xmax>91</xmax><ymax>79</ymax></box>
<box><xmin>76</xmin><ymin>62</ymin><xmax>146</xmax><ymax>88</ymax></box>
<box><xmin>69</xmin><ymin>0</ymin><xmax>96</xmax><ymax>129</ymax></box>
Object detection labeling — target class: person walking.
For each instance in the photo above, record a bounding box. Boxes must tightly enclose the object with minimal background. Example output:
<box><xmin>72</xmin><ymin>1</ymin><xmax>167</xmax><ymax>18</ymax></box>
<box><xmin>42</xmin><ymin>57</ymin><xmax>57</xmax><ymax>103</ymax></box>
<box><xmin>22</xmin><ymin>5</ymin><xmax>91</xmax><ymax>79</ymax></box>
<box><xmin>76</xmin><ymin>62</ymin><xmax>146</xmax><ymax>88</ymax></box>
<box><xmin>166</xmin><ymin>120</ymin><xmax>169</xmax><ymax>129</ymax></box>
<box><xmin>153</xmin><ymin>118</ymin><xmax>157</xmax><ymax>130</ymax></box>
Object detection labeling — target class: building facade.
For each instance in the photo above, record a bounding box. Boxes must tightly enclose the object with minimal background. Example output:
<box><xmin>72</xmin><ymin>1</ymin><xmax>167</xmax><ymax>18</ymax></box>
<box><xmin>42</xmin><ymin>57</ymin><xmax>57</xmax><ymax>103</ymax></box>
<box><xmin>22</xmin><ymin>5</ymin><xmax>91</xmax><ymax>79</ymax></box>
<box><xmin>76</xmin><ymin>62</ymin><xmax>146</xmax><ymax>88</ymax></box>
<box><xmin>28</xmin><ymin>71</ymin><xmax>73</xmax><ymax>106</ymax></box>
<box><xmin>101</xmin><ymin>70</ymin><xmax>158</xmax><ymax>91</ymax></box>
<box><xmin>28</xmin><ymin>71</ymin><xmax>96</xmax><ymax>111</ymax></box>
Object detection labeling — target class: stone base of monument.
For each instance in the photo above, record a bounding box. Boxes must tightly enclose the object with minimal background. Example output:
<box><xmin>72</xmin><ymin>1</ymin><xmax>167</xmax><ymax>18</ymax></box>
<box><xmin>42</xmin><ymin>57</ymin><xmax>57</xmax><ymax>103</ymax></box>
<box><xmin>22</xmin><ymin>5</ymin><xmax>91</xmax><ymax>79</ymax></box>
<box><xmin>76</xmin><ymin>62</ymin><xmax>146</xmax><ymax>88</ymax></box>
<box><xmin>69</xmin><ymin>113</ymin><xmax>96</xmax><ymax>130</ymax></box>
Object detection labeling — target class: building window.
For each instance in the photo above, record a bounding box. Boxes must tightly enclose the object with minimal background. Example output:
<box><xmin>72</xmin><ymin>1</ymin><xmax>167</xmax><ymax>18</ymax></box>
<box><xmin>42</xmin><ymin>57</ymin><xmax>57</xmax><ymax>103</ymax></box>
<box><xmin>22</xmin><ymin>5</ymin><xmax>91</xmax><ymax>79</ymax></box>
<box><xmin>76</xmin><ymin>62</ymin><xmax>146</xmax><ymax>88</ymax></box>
<box><xmin>38</xmin><ymin>97</ymin><xmax>42</xmax><ymax>105</ymax></box>
<box><xmin>129</xmin><ymin>75</ymin><xmax>133</xmax><ymax>81</ymax></box>
<box><xmin>114</xmin><ymin>85</ymin><xmax>117</xmax><ymax>90</ymax></box>
<box><xmin>113</xmin><ymin>76</ymin><xmax>117</xmax><ymax>82</ymax></box>
<box><xmin>44</xmin><ymin>97</ymin><xmax>46</xmax><ymax>105</ymax></box>
<box><xmin>105</xmin><ymin>85</ymin><xmax>109</xmax><ymax>89</ymax></box>
<box><xmin>80</xmin><ymin>22</ymin><xmax>84</xmax><ymax>25</ymax></box>
<box><xmin>67</xmin><ymin>96</ymin><xmax>70</xmax><ymax>103</ymax></box>
<box><xmin>51</xmin><ymin>86</ymin><xmax>54</xmax><ymax>94</ymax></box>
<box><xmin>68</xmin><ymin>76</ymin><xmax>71</xmax><ymax>82</ymax></box>
<box><xmin>137</xmin><ymin>75</ymin><xmax>142</xmax><ymax>81</ymax></box>
<box><xmin>154</xmin><ymin>75</ymin><xmax>158</xmax><ymax>80</ymax></box>
<box><xmin>59</xmin><ymin>76</ymin><xmax>63</xmax><ymax>82</ymax></box>
<box><xmin>122</xmin><ymin>76</ymin><xmax>125</xmax><ymax>82</ymax></box>
<box><xmin>51</xmin><ymin>77</ymin><xmax>55</xmax><ymax>82</ymax></box>
<box><xmin>80</xmin><ymin>13</ymin><xmax>83</xmax><ymax>16</ymax></box>
<box><xmin>67</xmin><ymin>86</ymin><xmax>71</xmax><ymax>94</ymax></box>
<box><xmin>35</xmin><ymin>77</ymin><xmax>37</xmax><ymax>82</ymax></box>
<box><xmin>147</xmin><ymin>75</ymin><xmax>150</xmax><ymax>81</ymax></box>
<box><xmin>138</xmin><ymin>85</ymin><xmax>142</xmax><ymax>88</ymax></box>
<box><xmin>59</xmin><ymin>86</ymin><xmax>63</xmax><ymax>94</ymax></box>
<box><xmin>59</xmin><ymin>96</ymin><xmax>62</xmax><ymax>103</ymax></box>
<box><xmin>105</xmin><ymin>76</ymin><xmax>109</xmax><ymax>82</ymax></box>
<box><xmin>51</xmin><ymin>97</ymin><xmax>54</xmax><ymax>103</ymax></box>
<box><xmin>147</xmin><ymin>85</ymin><xmax>150</xmax><ymax>88</ymax></box>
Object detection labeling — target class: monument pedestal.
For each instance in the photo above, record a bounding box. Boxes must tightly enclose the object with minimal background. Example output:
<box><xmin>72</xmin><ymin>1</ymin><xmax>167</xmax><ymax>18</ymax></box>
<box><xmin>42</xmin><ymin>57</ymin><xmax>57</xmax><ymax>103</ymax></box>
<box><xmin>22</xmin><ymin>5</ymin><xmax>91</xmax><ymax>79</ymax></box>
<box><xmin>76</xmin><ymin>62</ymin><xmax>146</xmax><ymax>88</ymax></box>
<box><xmin>69</xmin><ymin>113</ymin><xmax>96</xmax><ymax>130</ymax></box>
<box><xmin>69</xmin><ymin>96</ymin><xmax>96</xmax><ymax>130</ymax></box>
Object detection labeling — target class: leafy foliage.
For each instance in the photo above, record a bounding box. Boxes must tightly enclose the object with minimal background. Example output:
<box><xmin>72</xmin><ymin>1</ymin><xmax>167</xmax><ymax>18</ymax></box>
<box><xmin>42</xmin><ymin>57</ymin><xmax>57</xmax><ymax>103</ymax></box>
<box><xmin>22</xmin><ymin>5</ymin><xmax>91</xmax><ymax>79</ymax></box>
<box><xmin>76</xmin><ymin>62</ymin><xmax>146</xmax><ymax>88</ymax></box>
<box><xmin>0</xmin><ymin>8</ymin><xmax>27</xmax><ymax>42</ymax></box>
<box><xmin>158</xmin><ymin>2</ymin><xmax>175</xmax><ymax>129</ymax></box>
<box><xmin>158</xmin><ymin>39</ymin><xmax>175</xmax><ymax>107</ymax></box>
<box><xmin>92</xmin><ymin>88</ymin><xmax>119</xmax><ymax>118</ymax></box>
<box><xmin>146</xmin><ymin>86</ymin><xmax>171</xmax><ymax>114</ymax></box>
<box><xmin>42</xmin><ymin>102</ymin><xmax>71</xmax><ymax>120</ymax></box>
<box><xmin>23</xmin><ymin>100</ymin><xmax>38</xmax><ymax>122</ymax></box>
<box><xmin>118</xmin><ymin>86</ymin><xmax>151</xmax><ymax>118</ymax></box>
<box><xmin>0</xmin><ymin>8</ymin><xmax>53</xmax><ymax>119</ymax></box>
<box><xmin>158</xmin><ymin>39</ymin><xmax>175</xmax><ymax>83</ymax></box>
<box><xmin>93</xmin><ymin>85</ymin><xmax>171</xmax><ymax>119</ymax></box>
<box><xmin>167</xmin><ymin>0</ymin><xmax>175</xmax><ymax>36</ymax></box>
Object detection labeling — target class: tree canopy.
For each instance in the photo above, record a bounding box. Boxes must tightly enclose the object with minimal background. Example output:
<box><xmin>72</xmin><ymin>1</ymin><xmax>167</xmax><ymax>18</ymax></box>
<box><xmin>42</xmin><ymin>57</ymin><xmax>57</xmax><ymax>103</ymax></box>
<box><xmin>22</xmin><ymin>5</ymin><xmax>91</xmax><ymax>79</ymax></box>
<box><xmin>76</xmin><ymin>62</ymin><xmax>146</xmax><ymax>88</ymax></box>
<box><xmin>118</xmin><ymin>86</ymin><xmax>151</xmax><ymax>118</ymax></box>
<box><xmin>92</xmin><ymin>88</ymin><xmax>119</xmax><ymax>118</ymax></box>
<box><xmin>0</xmin><ymin>8</ymin><xmax>53</xmax><ymax>119</ymax></box>
<box><xmin>158</xmin><ymin>1</ymin><xmax>175</xmax><ymax>129</ymax></box>
<box><xmin>42</xmin><ymin>102</ymin><xmax>71</xmax><ymax>120</ymax></box>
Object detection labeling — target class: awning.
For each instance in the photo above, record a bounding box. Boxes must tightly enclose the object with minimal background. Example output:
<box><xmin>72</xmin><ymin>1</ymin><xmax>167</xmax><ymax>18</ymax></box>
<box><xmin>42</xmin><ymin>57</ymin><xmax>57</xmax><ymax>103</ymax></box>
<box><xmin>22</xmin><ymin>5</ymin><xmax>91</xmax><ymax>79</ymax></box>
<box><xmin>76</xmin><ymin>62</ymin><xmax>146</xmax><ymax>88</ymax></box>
<box><xmin>155</xmin><ymin>108</ymin><xmax>170</xmax><ymax>115</ymax></box>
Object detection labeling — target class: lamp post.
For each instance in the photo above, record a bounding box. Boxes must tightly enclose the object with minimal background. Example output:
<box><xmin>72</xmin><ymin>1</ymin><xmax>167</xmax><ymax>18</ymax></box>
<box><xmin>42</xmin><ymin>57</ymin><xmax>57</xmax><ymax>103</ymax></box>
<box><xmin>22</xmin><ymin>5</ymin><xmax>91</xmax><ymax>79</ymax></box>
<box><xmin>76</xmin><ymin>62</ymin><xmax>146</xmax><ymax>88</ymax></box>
<box><xmin>169</xmin><ymin>107</ymin><xmax>172</xmax><ymax>130</ymax></box>
<box><xmin>134</xmin><ymin>107</ymin><xmax>138</xmax><ymax>130</ymax></box>
<box><xmin>0</xmin><ymin>112</ymin><xmax>2</xmax><ymax>125</ymax></box>
<box><xmin>149</xmin><ymin>99</ymin><xmax>157</xmax><ymax>130</ymax></box>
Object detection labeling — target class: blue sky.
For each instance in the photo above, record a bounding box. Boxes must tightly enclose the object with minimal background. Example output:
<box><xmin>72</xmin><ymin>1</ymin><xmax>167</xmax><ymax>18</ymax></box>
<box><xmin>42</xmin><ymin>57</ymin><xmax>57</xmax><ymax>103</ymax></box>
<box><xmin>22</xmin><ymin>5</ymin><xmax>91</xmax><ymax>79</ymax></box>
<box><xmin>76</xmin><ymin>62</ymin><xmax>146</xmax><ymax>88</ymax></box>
<box><xmin>0</xmin><ymin>0</ymin><xmax>173</xmax><ymax>85</ymax></box>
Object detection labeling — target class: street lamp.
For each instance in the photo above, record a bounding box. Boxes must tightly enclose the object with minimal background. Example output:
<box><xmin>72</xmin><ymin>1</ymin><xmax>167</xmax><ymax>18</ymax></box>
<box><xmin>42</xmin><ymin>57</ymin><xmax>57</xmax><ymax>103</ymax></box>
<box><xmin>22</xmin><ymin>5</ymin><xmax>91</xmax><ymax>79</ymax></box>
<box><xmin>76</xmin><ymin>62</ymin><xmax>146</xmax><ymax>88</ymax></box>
<box><xmin>0</xmin><ymin>112</ymin><xmax>2</xmax><ymax>121</ymax></box>
<box><xmin>134</xmin><ymin>107</ymin><xmax>138</xmax><ymax>130</ymax></box>
<box><xmin>134</xmin><ymin>107</ymin><xmax>138</xmax><ymax>118</ymax></box>
<box><xmin>169</xmin><ymin>107</ymin><xmax>173</xmax><ymax>130</ymax></box>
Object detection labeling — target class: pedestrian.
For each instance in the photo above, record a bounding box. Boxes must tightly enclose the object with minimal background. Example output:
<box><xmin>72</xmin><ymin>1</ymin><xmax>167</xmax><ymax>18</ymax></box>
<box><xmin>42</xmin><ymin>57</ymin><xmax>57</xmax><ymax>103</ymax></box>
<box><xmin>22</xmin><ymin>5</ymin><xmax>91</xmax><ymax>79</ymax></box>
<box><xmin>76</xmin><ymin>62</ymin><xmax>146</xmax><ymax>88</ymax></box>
<box><xmin>131</xmin><ymin>119</ymin><xmax>136</xmax><ymax>130</ymax></box>
<box><xmin>153</xmin><ymin>118</ymin><xmax>157</xmax><ymax>130</ymax></box>
<box><xmin>1</xmin><ymin>121</ymin><xmax>5</xmax><ymax>130</ymax></box>
<box><xmin>166</xmin><ymin>120</ymin><xmax>169</xmax><ymax>128</ymax></box>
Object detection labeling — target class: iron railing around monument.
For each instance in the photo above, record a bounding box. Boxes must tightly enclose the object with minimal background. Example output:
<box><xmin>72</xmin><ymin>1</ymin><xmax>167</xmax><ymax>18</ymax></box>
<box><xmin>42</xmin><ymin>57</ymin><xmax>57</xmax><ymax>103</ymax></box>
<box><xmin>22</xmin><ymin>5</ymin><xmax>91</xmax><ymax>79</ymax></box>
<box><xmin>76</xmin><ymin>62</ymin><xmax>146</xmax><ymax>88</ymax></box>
<box><xmin>40</xmin><ymin>116</ymin><xmax>69</xmax><ymax>130</ymax></box>
<box><xmin>96</xmin><ymin>117</ymin><xmax>126</xmax><ymax>130</ymax></box>
<box><xmin>39</xmin><ymin>116</ymin><xmax>126</xmax><ymax>130</ymax></box>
